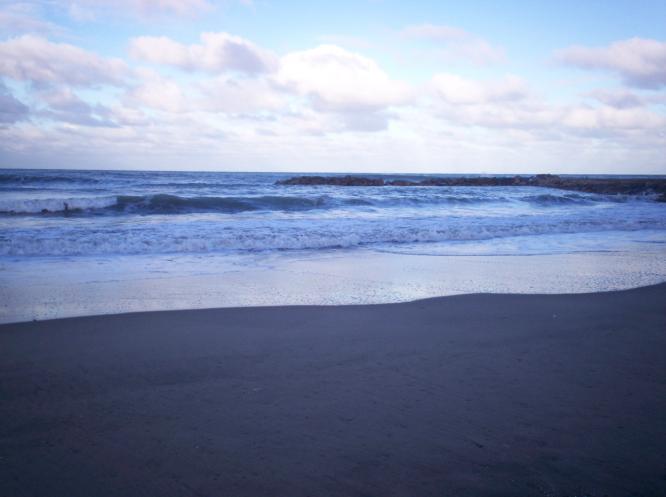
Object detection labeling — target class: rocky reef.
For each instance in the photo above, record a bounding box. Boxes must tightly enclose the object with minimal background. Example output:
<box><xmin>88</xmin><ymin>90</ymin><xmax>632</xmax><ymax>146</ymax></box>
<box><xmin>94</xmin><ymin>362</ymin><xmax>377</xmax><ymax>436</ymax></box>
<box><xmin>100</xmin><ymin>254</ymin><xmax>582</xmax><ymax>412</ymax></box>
<box><xmin>277</xmin><ymin>174</ymin><xmax>666</xmax><ymax>201</ymax></box>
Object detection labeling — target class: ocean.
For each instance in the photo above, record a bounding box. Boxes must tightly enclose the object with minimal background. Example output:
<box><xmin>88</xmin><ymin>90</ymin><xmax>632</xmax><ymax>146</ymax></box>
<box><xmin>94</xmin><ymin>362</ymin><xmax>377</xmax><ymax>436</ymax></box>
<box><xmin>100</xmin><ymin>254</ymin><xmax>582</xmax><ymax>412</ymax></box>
<box><xmin>2</xmin><ymin>169</ymin><xmax>666</xmax><ymax>256</ymax></box>
<box><xmin>2</xmin><ymin>168</ymin><xmax>666</xmax><ymax>322</ymax></box>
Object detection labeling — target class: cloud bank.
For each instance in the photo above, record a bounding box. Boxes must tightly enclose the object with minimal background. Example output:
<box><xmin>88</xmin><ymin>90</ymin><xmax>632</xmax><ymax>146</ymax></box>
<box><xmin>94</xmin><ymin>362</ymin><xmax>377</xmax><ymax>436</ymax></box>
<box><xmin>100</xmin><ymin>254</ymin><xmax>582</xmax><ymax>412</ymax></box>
<box><xmin>0</xmin><ymin>35</ymin><xmax>128</xmax><ymax>87</ymax></box>
<box><xmin>0</xmin><ymin>9</ymin><xmax>664</xmax><ymax>173</ymax></box>
<box><xmin>556</xmin><ymin>38</ymin><xmax>666</xmax><ymax>89</ymax></box>
<box><xmin>130</xmin><ymin>32</ymin><xmax>277</xmax><ymax>74</ymax></box>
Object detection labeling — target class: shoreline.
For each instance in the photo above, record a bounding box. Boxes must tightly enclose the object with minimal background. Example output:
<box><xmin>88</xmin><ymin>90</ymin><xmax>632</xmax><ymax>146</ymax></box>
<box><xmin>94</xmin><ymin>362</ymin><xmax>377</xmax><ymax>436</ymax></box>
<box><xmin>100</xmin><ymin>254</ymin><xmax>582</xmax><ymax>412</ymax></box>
<box><xmin>3</xmin><ymin>244</ymin><xmax>666</xmax><ymax>324</ymax></box>
<box><xmin>2</xmin><ymin>284</ymin><xmax>665</xmax><ymax>496</ymax></box>
<box><xmin>3</xmin><ymin>280</ymin><xmax>666</xmax><ymax>325</ymax></box>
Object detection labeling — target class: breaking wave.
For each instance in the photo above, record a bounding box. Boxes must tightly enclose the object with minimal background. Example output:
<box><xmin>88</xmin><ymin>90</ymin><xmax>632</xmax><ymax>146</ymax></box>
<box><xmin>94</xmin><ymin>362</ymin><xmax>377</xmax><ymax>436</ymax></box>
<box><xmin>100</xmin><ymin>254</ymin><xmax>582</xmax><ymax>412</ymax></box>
<box><xmin>0</xmin><ymin>172</ymin><xmax>100</xmax><ymax>184</ymax></box>
<box><xmin>0</xmin><ymin>191</ymin><xmax>631</xmax><ymax>216</ymax></box>
<box><xmin>3</xmin><ymin>213</ymin><xmax>666</xmax><ymax>256</ymax></box>
<box><xmin>0</xmin><ymin>194</ymin><xmax>369</xmax><ymax>215</ymax></box>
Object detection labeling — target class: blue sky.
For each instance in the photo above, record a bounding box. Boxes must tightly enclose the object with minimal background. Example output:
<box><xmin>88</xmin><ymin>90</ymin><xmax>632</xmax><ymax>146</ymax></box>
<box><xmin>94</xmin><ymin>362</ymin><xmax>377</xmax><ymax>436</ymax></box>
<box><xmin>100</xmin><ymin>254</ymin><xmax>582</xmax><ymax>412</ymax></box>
<box><xmin>0</xmin><ymin>0</ymin><xmax>665</xmax><ymax>173</ymax></box>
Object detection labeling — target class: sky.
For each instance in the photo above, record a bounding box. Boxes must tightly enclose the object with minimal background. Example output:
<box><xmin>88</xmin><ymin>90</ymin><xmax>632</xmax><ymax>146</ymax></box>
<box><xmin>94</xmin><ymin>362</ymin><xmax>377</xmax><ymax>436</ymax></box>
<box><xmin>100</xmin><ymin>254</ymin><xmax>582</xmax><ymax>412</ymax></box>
<box><xmin>0</xmin><ymin>0</ymin><xmax>665</xmax><ymax>174</ymax></box>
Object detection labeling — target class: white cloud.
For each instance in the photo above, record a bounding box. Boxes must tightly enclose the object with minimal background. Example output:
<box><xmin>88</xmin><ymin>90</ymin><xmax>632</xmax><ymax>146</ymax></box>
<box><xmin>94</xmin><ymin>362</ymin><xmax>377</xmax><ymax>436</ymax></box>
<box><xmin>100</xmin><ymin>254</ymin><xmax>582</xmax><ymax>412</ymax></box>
<box><xmin>430</xmin><ymin>73</ymin><xmax>529</xmax><ymax>105</ymax></box>
<box><xmin>277</xmin><ymin>44</ymin><xmax>410</xmax><ymax>111</ymax></box>
<box><xmin>0</xmin><ymin>3</ymin><xmax>62</xmax><ymax>36</ymax></box>
<box><xmin>126</xmin><ymin>69</ymin><xmax>189</xmax><ymax>113</ymax></box>
<box><xmin>123</xmin><ymin>67</ymin><xmax>287</xmax><ymax>118</ymax></box>
<box><xmin>69</xmin><ymin>0</ymin><xmax>213</xmax><ymax>18</ymax></box>
<box><xmin>65</xmin><ymin>0</ymin><xmax>256</xmax><ymax>21</ymax></box>
<box><xmin>39</xmin><ymin>88</ymin><xmax>92</xmax><ymax>113</ymax></box>
<box><xmin>109</xmin><ymin>105</ymin><xmax>152</xmax><ymax>127</ymax></box>
<box><xmin>127</xmin><ymin>42</ymin><xmax>411</xmax><ymax>132</ymax></box>
<box><xmin>36</xmin><ymin>88</ymin><xmax>117</xmax><ymax>127</ymax></box>
<box><xmin>427</xmin><ymin>73</ymin><xmax>666</xmax><ymax>137</ymax></box>
<box><xmin>0</xmin><ymin>35</ymin><xmax>128</xmax><ymax>87</ymax></box>
<box><xmin>124</xmin><ymin>0</ymin><xmax>212</xmax><ymax>14</ymax></box>
<box><xmin>561</xmin><ymin>105</ymin><xmax>666</xmax><ymax>130</ymax></box>
<box><xmin>402</xmin><ymin>23</ymin><xmax>505</xmax><ymax>65</ymax></box>
<box><xmin>129</xmin><ymin>32</ymin><xmax>277</xmax><ymax>74</ymax></box>
<box><xmin>197</xmin><ymin>76</ymin><xmax>286</xmax><ymax>113</ymax></box>
<box><xmin>555</xmin><ymin>38</ymin><xmax>666</xmax><ymax>89</ymax></box>
<box><xmin>0</xmin><ymin>82</ymin><xmax>29</xmax><ymax>124</ymax></box>
<box><xmin>317</xmin><ymin>34</ymin><xmax>373</xmax><ymax>50</ymax></box>
<box><xmin>586</xmin><ymin>89</ymin><xmax>645</xmax><ymax>109</ymax></box>
<box><xmin>338</xmin><ymin>111</ymin><xmax>393</xmax><ymax>132</ymax></box>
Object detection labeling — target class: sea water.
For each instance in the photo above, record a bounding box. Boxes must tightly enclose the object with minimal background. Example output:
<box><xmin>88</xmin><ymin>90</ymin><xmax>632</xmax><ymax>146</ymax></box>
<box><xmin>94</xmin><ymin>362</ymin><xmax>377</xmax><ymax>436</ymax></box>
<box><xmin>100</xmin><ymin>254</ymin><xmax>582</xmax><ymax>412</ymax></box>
<box><xmin>2</xmin><ymin>169</ymin><xmax>666</xmax><ymax>322</ymax></box>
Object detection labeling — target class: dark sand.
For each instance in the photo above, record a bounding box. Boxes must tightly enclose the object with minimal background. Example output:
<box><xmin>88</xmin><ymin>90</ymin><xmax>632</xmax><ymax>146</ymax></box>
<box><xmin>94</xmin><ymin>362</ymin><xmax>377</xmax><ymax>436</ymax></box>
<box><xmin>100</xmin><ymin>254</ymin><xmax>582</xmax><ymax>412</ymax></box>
<box><xmin>1</xmin><ymin>285</ymin><xmax>665</xmax><ymax>497</ymax></box>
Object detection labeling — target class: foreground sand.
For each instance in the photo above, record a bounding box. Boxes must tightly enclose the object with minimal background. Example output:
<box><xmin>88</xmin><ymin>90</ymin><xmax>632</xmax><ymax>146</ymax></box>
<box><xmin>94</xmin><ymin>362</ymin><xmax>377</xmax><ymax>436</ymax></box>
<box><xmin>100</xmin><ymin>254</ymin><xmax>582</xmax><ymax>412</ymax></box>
<box><xmin>1</xmin><ymin>285</ymin><xmax>665</xmax><ymax>496</ymax></box>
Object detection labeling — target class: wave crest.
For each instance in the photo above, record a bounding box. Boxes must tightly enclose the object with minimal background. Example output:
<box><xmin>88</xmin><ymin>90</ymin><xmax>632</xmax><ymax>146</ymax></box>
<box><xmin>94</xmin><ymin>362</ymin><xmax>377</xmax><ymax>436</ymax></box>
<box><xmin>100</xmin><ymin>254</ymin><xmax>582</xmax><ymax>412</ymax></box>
<box><xmin>0</xmin><ymin>190</ymin><xmax>637</xmax><ymax>216</ymax></box>
<box><xmin>0</xmin><ymin>194</ymin><xmax>363</xmax><ymax>215</ymax></box>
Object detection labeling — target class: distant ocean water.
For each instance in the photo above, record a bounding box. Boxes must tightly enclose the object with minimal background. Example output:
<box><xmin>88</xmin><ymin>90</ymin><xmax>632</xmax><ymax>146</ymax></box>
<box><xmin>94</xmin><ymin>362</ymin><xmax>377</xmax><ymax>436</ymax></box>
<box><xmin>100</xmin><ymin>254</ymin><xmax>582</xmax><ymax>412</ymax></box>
<box><xmin>1</xmin><ymin>169</ymin><xmax>666</xmax><ymax>257</ymax></box>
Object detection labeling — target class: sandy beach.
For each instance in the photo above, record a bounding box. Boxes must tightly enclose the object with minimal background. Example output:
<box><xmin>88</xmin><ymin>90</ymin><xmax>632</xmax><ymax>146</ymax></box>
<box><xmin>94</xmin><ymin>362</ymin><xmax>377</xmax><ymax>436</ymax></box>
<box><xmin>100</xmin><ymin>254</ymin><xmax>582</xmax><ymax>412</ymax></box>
<box><xmin>1</xmin><ymin>284</ymin><xmax>665</xmax><ymax>496</ymax></box>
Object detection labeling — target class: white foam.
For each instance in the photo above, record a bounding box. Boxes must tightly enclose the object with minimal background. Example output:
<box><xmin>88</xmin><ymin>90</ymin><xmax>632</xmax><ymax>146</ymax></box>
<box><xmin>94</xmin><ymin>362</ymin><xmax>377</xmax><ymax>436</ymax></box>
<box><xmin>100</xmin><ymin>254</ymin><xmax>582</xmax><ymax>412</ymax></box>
<box><xmin>2</xmin><ymin>247</ymin><xmax>666</xmax><ymax>324</ymax></box>
<box><xmin>2</xmin><ymin>209</ymin><xmax>665</xmax><ymax>257</ymax></box>
<box><xmin>0</xmin><ymin>196</ymin><xmax>118</xmax><ymax>214</ymax></box>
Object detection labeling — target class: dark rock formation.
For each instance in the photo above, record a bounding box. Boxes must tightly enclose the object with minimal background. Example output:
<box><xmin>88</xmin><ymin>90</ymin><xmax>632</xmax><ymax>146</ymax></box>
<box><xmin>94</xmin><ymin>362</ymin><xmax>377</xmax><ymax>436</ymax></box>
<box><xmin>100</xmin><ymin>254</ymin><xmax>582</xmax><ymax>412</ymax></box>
<box><xmin>278</xmin><ymin>175</ymin><xmax>384</xmax><ymax>187</ymax></box>
<box><xmin>277</xmin><ymin>174</ymin><xmax>666</xmax><ymax>200</ymax></box>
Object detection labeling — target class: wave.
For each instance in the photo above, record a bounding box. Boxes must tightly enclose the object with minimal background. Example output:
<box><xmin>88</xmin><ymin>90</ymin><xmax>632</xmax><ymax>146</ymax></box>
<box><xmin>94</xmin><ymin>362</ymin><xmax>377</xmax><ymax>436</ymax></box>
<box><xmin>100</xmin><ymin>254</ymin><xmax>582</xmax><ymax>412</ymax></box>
<box><xmin>0</xmin><ymin>189</ymin><xmax>640</xmax><ymax>216</ymax></box>
<box><xmin>0</xmin><ymin>193</ymin><xmax>507</xmax><ymax>215</ymax></box>
<box><xmin>0</xmin><ymin>196</ymin><xmax>118</xmax><ymax>214</ymax></box>
<box><xmin>524</xmin><ymin>192</ymin><xmax>632</xmax><ymax>206</ymax></box>
<box><xmin>0</xmin><ymin>193</ymin><xmax>503</xmax><ymax>215</ymax></box>
<box><xmin>525</xmin><ymin>193</ymin><xmax>592</xmax><ymax>205</ymax></box>
<box><xmin>116</xmin><ymin>194</ymin><xmax>348</xmax><ymax>214</ymax></box>
<box><xmin>3</xmin><ymin>215</ymin><xmax>665</xmax><ymax>256</ymax></box>
<box><xmin>0</xmin><ymin>194</ymin><xmax>370</xmax><ymax>215</ymax></box>
<box><xmin>0</xmin><ymin>173</ymin><xmax>99</xmax><ymax>184</ymax></box>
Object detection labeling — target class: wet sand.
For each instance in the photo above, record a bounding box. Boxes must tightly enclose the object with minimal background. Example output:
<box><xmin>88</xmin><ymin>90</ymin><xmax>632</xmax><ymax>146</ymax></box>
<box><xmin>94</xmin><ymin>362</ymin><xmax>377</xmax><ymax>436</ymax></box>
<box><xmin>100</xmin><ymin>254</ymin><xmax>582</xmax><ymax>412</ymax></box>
<box><xmin>1</xmin><ymin>284</ymin><xmax>665</xmax><ymax>496</ymax></box>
